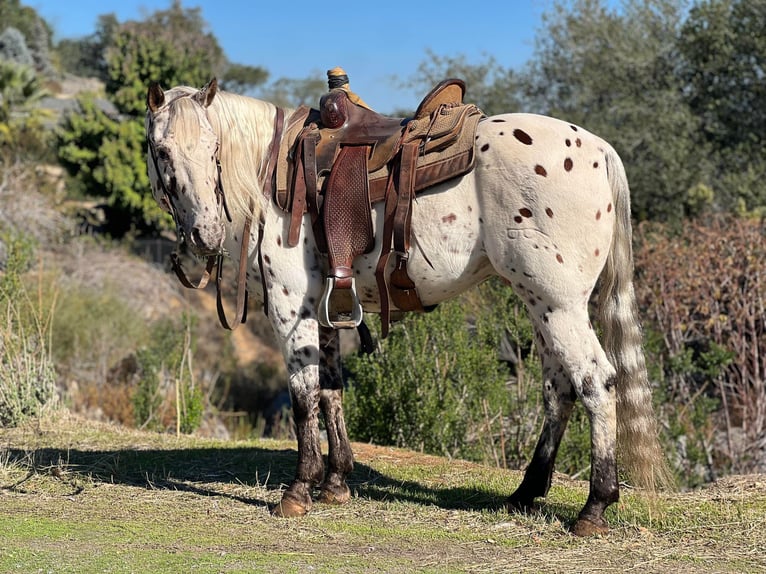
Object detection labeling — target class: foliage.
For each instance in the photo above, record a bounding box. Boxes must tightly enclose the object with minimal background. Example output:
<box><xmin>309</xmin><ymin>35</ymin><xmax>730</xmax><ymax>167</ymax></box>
<box><xmin>0</xmin><ymin>231</ymin><xmax>58</xmax><ymax>426</ymax></box>
<box><xmin>344</xmin><ymin>299</ymin><xmax>511</xmax><ymax>462</ymax></box>
<box><xmin>635</xmin><ymin>216</ymin><xmax>766</xmax><ymax>479</ymax></box>
<box><xmin>0</xmin><ymin>26</ymin><xmax>33</xmax><ymax>67</ymax></box>
<box><xmin>52</xmin><ymin>2</ymin><xmax>267</xmax><ymax>236</ymax></box>
<box><xmin>50</xmin><ymin>277</ymin><xmax>148</xmax><ymax>387</ymax></box>
<box><xmin>56</xmin><ymin>14</ymin><xmax>118</xmax><ymax>81</ymax></box>
<box><xmin>256</xmin><ymin>75</ymin><xmax>327</xmax><ymax>108</ymax></box>
<box><xmin>56</xmin><ymin>94</ymin><xmax>170</xmax><ymax>234</ymax></box>
<box><xmin>678</xmin><ymin>0</ymin><xmax>766</xmax><ymax>215</ymax></box>
<box><xmin>104</xmin><ymin>3</ymin><xmax>225</xmax><ymax>116</ymax></box>
<box><xmin>133</xmin><ymin>314</ymin><xmax>203</xmax><ymax>434</ymax></box>
<box><xmin>0</xmin><ymin>59</ymin><xmax>52</xmax><ymax>159</ymax></box>
<box><xmin>220</xmin><ymin>62</ymin><xmax>269</xmax><ymax>95</ymax></box>
<box><xmin>0</xmin><ymin>0</ymin><xmax>54</xmax><ymax>75</ymax></box>
<box><xmin>405</xmin><ymin>50</ymin><xmax>522</xmax><ymax>116</ymax></box>
<box><xmin>522</xmin><ymin>0</ymin><xmax>709</xmax><ymax>222</ymax></box>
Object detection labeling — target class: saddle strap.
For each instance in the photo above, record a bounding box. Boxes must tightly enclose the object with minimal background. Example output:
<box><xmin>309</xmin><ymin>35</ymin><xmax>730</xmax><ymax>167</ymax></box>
<box><xmin>388</xmin><ymin>142</ymin><xmax>424</xmax><ymax>314</ymax></box>
<box><xmin>287</xmin><ymin>129</ymin><xmax>324</xmax><ymax>249</ymax></box>
<box><xmin>375</xmin><ymin>141</ymin><xmax>424</xmax><ymax>338</ymax></box>
<box><xmin>374</xmin><ymin>172</ymin><xmax>398</xmax><ymax>339</ymax></box>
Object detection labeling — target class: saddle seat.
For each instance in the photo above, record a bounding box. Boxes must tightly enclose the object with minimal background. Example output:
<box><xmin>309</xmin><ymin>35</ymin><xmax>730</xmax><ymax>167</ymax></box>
<box><xmin>273</xmin><ymin>68</ymin><xmax>484</xmax><ymax>336</ymax></box>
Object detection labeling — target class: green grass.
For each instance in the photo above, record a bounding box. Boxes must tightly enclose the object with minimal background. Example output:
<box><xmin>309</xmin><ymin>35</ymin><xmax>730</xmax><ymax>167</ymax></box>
<box><xmin>1</xmin><ymin>414</ymin><xmax>765</xmax><ymax>573</ymax></box>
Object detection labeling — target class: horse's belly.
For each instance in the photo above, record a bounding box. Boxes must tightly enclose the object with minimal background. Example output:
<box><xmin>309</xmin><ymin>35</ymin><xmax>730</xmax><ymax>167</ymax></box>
<box><xmin>353</xmin><ymin>175</ymin><xmax>490</xmax><ymax>311</ymax></box>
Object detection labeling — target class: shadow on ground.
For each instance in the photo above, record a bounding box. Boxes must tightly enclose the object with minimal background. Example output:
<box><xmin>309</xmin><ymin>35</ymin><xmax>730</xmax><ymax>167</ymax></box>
<box><xmin>1</xmin><ymin>444</ymin><xmax>576</xmax><ymax>525</ymax></box>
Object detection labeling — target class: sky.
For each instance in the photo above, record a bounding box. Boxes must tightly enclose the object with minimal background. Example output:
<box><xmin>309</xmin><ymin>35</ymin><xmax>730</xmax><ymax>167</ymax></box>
<box><xmin>30</xmin><ymin>0</ymin><xmax>552</xmax><ymax>112</ymax></box>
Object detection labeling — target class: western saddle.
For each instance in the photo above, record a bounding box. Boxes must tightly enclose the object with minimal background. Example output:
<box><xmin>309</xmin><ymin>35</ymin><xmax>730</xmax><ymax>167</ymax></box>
<box><xmin>272</xmin><ymin>67</ymin><xmax>484</xmax><ymax>338</ymax></box>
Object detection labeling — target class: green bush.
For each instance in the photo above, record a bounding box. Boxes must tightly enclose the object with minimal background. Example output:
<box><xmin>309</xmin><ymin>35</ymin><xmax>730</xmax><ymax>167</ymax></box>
<box><xmin>342</xmin><ymin>279</ymin><xmax>613</xmax><ymax>476</ymax></box>
<box><xmin>0</xmin><ymin>232</ymin><xmax>58</xmax><ymax>426</ymax></box>
<box><xmin>133</xmin><ymin>314</ymin><xmax>203</xmax><ymax>434</ymax></box>
<box><xmin>344</xmin><ymin>299</ymin><xmax>512</xmax><ymax>463</ymax></box>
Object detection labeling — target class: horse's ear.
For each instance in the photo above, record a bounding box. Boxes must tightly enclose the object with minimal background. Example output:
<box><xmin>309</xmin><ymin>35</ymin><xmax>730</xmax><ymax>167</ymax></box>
<box><xmin>196</xmin><ymin>77</ymin><xmax>218</xmax><ymax>108</ymax></box>
<box><xmin>147</xmin><ymin>82</ymin><xmax>165</xmax><ymax>113</ymax></box>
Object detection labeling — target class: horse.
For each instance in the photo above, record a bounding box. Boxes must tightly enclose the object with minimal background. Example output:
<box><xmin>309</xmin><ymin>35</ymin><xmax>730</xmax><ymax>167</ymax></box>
<box><xmin>144</xmin><ymin>78</ymin><xmax>671</xmax><ymax>536</ymax></box>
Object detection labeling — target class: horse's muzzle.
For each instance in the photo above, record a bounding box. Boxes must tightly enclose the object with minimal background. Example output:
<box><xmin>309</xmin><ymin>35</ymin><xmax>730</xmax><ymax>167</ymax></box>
<box><xmin>184</xmin><ymin>222</ymin><xmax>225</xmax><ymax>258</ymax></box>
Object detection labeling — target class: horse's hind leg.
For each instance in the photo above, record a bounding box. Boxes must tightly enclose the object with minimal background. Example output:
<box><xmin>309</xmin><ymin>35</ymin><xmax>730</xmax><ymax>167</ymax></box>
<box><xmin>508</xmin><ymin>334</ymin><xmax>576</xmax><ymax>511</ymax></box>
<box><xmin>527</xmin><ymin>307</ymin><xmax>619</xmax><ymax>535</ymax></box>
<box><xmin>317</xmin><ymin>327</ymin><xmax>353</xmax><ymax>505</ymax></box>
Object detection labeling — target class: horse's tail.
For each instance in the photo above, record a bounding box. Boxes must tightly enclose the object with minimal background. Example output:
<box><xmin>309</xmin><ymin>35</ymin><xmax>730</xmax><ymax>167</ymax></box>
<box><xmin>598</xmin><ymin>146</ymin><xmax>674</xmax><ymax>493</ymax></box>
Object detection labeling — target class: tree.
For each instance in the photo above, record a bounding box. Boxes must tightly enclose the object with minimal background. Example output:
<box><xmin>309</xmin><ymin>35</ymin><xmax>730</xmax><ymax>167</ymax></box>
<box><xmin>0</xmin><ymin>27</ymin><xmax>33</xmax><ymax>67</ymax></box>
<box><xmin>678</xmin><ymin>0</ymin><xmax>766</xmax><ymax>215</ymax></box>
<box><xmin>256</xmin><ymin>74</ymin><xmax>326</xmax><ymax>108</ymax></box>
<box><xmin>220</xmin><ymin>62</ymin><xmax>269</xmax><ymax>95</ymax></box>
<box><xmin>0</xmin><ymin>59</ymin><xmax>51</xmax><ymax>159</ymax></box>
<box><xmin>55</xmin><ymin>1</ymin><xmax>268</xmax><ymax>236</ymax></box>
<box><xmin>406</xmin><ymin>50</ymin><xmax>523</xmax><ymax>117</ymax></box>
<box><xmin>524</xmin><ymin>0</ymin><xmax>708</xmax><ymax>221</ymax></box>
<box><xmin>0</xmin><ymin>0</ymin><xmax>54</xmax><ymax>75</ymax></box>
<box><xmin>57</xmin><ymin>14</ymin><xmax>118</xmax><ymax>80</ymax></box>
<box><xmin>57</xmin><ymin>95</ymin><xmax>168</xmax><ymax>235</ymax></box>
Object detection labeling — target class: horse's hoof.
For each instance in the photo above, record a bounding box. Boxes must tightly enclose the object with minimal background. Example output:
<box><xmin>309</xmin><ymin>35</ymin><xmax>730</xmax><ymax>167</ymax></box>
<box><xmin>271</xmin><ymin>494</ymin><xmax>311</xmax><ymax>518</ymax></box>
<box><xmin>506</xmin><ymin>495</ymin><xmax>536</xmax><ymax>514</ymax></box>
<box><xmin>571</xmin><ymin>517</ymin><xmax>609</xmax><ymax>537</ymax></box>
<box><xmin>318</xmin><ymin>483</ymin><xmax>351</xmax><ymax>505</ymax></box>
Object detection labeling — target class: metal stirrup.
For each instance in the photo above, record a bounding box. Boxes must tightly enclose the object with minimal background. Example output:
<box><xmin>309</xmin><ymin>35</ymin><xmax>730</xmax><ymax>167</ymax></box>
<box><xmin>317</xmin><ymin>276</ymin><xmax>363</xmax><ymax>329</ymax></box>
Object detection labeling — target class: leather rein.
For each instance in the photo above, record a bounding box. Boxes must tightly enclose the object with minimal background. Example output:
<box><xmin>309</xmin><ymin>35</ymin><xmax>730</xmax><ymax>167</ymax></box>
<box><xmin>149</xmin><ymin>102</ymin><xmax>285</xmax><ymax>330</ymax></box>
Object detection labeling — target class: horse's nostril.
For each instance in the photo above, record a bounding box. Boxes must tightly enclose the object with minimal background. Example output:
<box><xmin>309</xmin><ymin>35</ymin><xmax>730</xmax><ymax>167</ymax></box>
<box><xmin>191</xmin><ymin>227</ymin><xmax>204</xmax><ymax>247</ymax></box>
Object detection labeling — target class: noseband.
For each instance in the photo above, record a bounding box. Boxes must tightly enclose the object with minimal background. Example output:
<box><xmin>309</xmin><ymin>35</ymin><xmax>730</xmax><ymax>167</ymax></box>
<box><xmin>148</xmin><ymin>99</ymin><xmax>285</xmax><ymax>330</ymax></box>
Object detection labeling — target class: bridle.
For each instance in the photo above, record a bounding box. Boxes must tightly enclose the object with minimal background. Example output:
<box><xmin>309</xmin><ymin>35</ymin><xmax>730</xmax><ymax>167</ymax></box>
<box><xmin>148</xmin><ymin>98</ymin><xmax>285</xmax><ymax>330</ymax></box>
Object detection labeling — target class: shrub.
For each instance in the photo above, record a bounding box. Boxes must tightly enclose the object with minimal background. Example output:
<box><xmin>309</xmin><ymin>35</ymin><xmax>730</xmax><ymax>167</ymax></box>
<box><xmin>344</xmin><ymin>298</ymin><xmax>512</xmax><ymax>463</ymax></box>
<box><xmin>133</xmin><ymin>314</ymin><xmax>203</xmax><ymax>434</ymax></box>
<box><xmin>0</xmin><ymin>232</ymin><xmax>58</xmax><ymax>426</ymax></box>
<box><xmin>635</xmin><ymin>215</ymin><xmax>766</xmax><ymax>479</ymax></box>
<box><xmin>344</xmin><ymin>280</ymin><xmax>600</xmax><ymax>473</ymax></box>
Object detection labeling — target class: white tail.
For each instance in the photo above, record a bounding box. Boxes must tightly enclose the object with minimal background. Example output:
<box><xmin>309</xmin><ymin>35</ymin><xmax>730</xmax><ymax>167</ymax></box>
<box><xmin>598</xmin><ymin>146</ymin><xmax>674</xmax><ymax>492</ymax></box>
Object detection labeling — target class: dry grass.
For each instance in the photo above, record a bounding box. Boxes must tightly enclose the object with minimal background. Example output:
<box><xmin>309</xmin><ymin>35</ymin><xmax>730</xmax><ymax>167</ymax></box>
<box><xmin>0</xmin><ymin>414</ymin><xmax>764</xmax><ymax>573</ymax></box>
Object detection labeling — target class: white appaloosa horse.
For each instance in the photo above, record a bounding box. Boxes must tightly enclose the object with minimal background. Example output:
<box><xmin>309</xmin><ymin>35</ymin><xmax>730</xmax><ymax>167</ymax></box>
<box><xmin>145</xmin><ymin>78</ymin><xmax>670</xmax><ymax>536</ymax></box>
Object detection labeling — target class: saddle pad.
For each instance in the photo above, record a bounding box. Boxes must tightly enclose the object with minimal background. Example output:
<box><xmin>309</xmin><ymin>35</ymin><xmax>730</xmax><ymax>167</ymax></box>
<box><xmin>275</xmin><ymin>105</ymin><xmax>314</xmax><ymax>210</ymax></box>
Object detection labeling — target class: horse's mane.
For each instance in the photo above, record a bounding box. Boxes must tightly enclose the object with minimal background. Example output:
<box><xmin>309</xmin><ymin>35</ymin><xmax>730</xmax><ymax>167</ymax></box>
<box><xmin>164</xmin><ymin>86</ymin><xmax>287</xmax><ymax>224</ymax></box>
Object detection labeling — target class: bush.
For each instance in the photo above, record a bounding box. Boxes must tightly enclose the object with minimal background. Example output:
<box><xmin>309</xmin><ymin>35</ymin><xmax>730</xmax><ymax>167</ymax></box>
<box><xmin>0</xmin><ymin>232</ymin><xmax>58</xmax><ymax>426</ymax></box>
<box><xmin>344</xmin><ymin>280</ymin><xmax>601</xmax><ymax>473</ymax></box>
<box><xmin>635</xmin><ymin>215</ymin><xmax>766</xmax><ymax>479</ymax></box>
<box><xmin>344</xmin><ymin>298</ymin><xmax>512</xmax><ymax>463</ymax></box>
<box><xmin>133</xmin><ymin>314</ymin><xmax>203</xmax><ymax>434</ymax></box>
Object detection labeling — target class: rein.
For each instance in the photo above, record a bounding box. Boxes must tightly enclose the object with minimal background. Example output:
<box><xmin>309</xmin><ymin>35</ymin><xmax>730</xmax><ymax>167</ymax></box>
<box><xmin>154</xmin><ymin>104</ymin><xmax>285</xmax><ymax>330</ymax></box>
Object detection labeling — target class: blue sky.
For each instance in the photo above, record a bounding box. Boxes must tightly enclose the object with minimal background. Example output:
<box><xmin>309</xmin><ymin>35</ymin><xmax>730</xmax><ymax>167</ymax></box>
<box><xmin>31</xmin><ymin>0</ymin><xmax>552</xmax><ymax>112</ymax></box>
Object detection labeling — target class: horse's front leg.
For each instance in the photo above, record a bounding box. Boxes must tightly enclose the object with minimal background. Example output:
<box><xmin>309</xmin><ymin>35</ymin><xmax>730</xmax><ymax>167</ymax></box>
<box><xmin>317</xmin><ymin>326</ymin><xmax>353</xmax><ymax>505</ymax></box>
<box><xmin>264</xmin><ymin>265</ymin><xmax>325</xmax><ymax>518</ymax></box>
<box><xmin>271</xmin><ymin>318</ymin><xmax>324</xmax><ymax>517</ymax></box>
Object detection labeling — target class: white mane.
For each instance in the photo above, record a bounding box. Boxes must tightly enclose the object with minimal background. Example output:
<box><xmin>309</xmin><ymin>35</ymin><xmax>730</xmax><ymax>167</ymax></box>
<box><xmin>163</xmin><ymin>86</ymin><xmax>289</xmax><ymax>224</ymax></box>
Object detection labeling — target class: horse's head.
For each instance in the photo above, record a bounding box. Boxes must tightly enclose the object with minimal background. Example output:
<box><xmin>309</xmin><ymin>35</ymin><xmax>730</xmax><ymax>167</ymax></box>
<box><xmin>146</xmin><ymin>79</ymin><xmax>228</xmax><ymax>257</ymax></box>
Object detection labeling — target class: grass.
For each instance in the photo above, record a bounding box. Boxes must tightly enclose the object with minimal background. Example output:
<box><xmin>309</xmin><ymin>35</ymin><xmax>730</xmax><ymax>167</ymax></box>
<box><xmin>1</xmin><ymin>414</ymin><xmax>765</xmax><ymax>573</ymax></box>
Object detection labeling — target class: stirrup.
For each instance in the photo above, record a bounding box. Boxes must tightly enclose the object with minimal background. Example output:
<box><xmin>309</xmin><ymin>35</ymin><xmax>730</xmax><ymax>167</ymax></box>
<box><xmin>317</xmin><ymin>276</ymin><xmax>364</xmax><ymax>329</ymax></box>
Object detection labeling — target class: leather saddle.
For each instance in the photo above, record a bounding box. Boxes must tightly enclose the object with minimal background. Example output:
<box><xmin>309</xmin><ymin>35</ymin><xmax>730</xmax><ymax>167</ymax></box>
<box><xmin>273</xmin><ymin>69</ymin><xmax>484</xmax><ymax>336</ymax></box>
